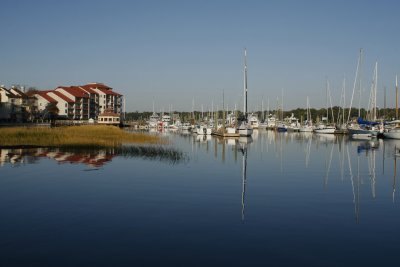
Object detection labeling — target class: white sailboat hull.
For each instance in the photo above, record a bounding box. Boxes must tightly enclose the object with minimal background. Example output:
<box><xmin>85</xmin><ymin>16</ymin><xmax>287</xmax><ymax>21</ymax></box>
<box><xmin>383</xmin><ymin>128</ymin><xmax>400</xmax><ymax>139</ymax></box>
<box><xmin>314</xmin><ymin>127</ymin><xmax>335</xmax><ymax>134</ymax></box>
<box><xmin>238</xmin><ymin>121</ymin><xmax>253</xmax><ymax>136</ymax></box>
<box><xmin>299</xmin><ymin>126</ymin><xmax>314</xmax><ymax>132</ymax></box>
<box><xmin>347</xmin><ymin>126</ymin><xmax>378</xmax><ymax>137</ymax></box>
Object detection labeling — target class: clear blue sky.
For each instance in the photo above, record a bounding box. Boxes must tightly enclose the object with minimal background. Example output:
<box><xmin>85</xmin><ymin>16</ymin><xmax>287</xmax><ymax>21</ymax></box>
<box><xmin>1</xmin><ymin>0</ymin><xmax>399</xmax><ymax>112</ymax></box>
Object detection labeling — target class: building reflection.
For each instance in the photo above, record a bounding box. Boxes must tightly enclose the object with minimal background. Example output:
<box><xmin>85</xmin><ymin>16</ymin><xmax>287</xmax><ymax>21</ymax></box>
<box><xmin>0</xmin><ymin>148</ymin><xmax>116</xmax><ymax>168</ymax></box>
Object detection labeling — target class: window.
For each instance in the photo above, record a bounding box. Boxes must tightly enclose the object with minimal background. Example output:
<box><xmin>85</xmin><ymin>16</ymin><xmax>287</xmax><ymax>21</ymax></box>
<box><xmin>65</xmin><ymin>103</ymin><xmax>67</xmax><ymax>107</ymax></box>
<box><xmin>65</xmin><ymin>109</ymin><xmax>67</xmax><ymax>113</ymax></box>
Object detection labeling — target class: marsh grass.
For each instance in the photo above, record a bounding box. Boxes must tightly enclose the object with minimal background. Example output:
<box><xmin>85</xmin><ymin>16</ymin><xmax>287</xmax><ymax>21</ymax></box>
<box><xmin>0</xmin><ymin>125</ymin><xmax>163</xmax><ymax>148</ymax></box>
<box><xmin>116</xmin><ymin>145</ymin><xmax>186</xmax><ymax>164</ymax></box>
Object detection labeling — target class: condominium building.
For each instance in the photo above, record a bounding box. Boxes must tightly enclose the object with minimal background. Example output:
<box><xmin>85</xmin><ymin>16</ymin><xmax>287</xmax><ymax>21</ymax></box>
<box><xmin>1</xmin><ymin>83</ymin><xmax>123</xmax><ymax>122</ymax></box>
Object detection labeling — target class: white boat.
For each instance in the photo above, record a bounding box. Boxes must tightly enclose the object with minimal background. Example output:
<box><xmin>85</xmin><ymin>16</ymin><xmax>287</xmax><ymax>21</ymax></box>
<box><xmin>384</xmin><ymin>73</ymin><xmax>400</xmax><ymax>139</ymax></box>
<box><xmin>238</xmin><ymin>121</ymin><xmax>253</xmax><ymax>136</ymax></box>
<box><xmin>346</xmin><ymin>51</ymin><xmax>381</xmax><ymax>137</ymax></box>
<box><xmin>258</xmin><ymin>121</ymin><xmax>268</xmax><ymax>129</ymax></box>
<box><xmin>196</xmin><ymin>125</ymin><xmax>212</xmax><ymax>135</ymax></box>
<box><xmin>285</xmin><ymin>113</ymin><xmax>300</xmax><ymax>131</ymax></box>
<box><xmin>299</xmin><ymin>97</ymin><xmax>314</xmax><ymax>132</ymax></box>
<box><xmin>147</xmin><ymin>102</ymin><xmax>159</xmax><ymax>128</ymax></box>
<box><xmin>181</xmin><ymin>122</ymin><xmax>192</xmax><ymax>131</ymax></box>
<box><xmin>314</xmin><ymin>124</ymin><xmax>336</xmax><ymax>134</ymax></box>
<box><xmin>248</xmin><ymin>113</ymin><xmax>259</xmax><ymax>129</ymax></box>
<box><xmin>161</xmin><ymin>114</ymin><xmax>170</xmax><ymax>128</ymax></box>
<box><xmin>347</xmin><ymin>124</ymin><xmax>378</xmax><ymax>138</ymax></box>
<box><xmin>384</xmin><ymin>127</ymin><xmax>400</xmax><ymax>139</ymax></box>
<box><xmin>299</xmin><ymin>125</ymin><xmax>314</xmax><ymax>132</ymax></box>
<box><xmin>147</xmin><ymin>112</ymin><xmax>159</xmax><ymax>128</ymax></box>
<box><xmin>238</xmin><ymin>49</ymin><xmax>253</xmax><ymax>137</ymax></box>
<box><xmin>266</xmin><ymin>114</ymin><xmax>277</xmax><ymax>129</ymax></box>
<box><xmin>315</xmin><ymin>81</ymin><xmax>335</xmax><ymax>134</ymax></box>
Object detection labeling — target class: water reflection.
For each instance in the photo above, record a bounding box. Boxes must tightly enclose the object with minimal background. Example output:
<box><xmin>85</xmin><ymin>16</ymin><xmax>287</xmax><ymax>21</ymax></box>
<box><xmin>239</xmin><ymin>137</ymin><xmax>251</xmax><ymax>222</ymax></box>
<box><xmin>0</xmin><ymin>148</ymin><xmax>115</xmax><ymax>168</ymax></box>
<box><xmin>0</xmin><ymin>145</ymin><xmax>186</xmax><ymax>168</ymax></box>
<box><xmin>181</xmin><ymin>129</ymin><xmax>400</xmax><ymax>223</ymax></box>
<box><xmin>3</xmin><ymin>130</ymin><xmax>400</xmax><ymax>266</ymax></box>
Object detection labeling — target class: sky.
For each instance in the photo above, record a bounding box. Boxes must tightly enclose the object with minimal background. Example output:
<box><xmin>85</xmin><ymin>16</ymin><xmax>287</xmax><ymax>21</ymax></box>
<box><xmin>1</xmin><ymin>0</ymin><xmax>400</xmax><ymax>112</ymax></box>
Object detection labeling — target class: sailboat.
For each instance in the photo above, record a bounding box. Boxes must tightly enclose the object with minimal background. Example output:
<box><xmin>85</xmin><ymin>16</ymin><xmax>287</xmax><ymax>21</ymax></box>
<box><xmin>299</xmin><ymin>96</ymin><xmax>314</xmax><ymax>132</ymax></box>
<box><xmin>346</xmin><ymin>50</ymin><xmax>381</xmax><ymax>138</ymax></box>
<box><xmin>335</xmin><ymin>77</ymin><xmax>348</xmax><ymax>134</ymax></box>
<box><xmin>212</xmin><ymin>91</ymin><xmax>240</xmax><ymax>137</ymax></box>
<box><xmin>314</xmin><ymin>80</ymin><xmax>336</xmax><ymax>134</ymax></box>
<box><xmin>147</xmin><ymin>101</ymin><xmax>159</xmax><ymax>128</ymax></box>
<box><xmin>383</xmin><ymin>75</ymin><xmax>400</xmax><ymax>139</ymax></box>
<box><xmin>238</xmin><ymin>48</ymin><xmax>253</xmax><ymax>137</ymax></box>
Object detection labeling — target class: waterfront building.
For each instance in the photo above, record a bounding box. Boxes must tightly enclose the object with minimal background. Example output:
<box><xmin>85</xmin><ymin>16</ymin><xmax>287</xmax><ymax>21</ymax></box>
<box><xmin>88</xmin><ymin>83</ymin><xmax>123</xmax><ymax>115</ymax></box>
<box><xmin>97</xmin><ymin>109</ymin><xmax>120</xmax><ymax>125</ymax></box>
<box><xmin>47</xmin><ymin>91</ymin><xmax>75</xmax><ymax>119</ymax></box>
<box><xmin>55</xmin><ymin>86</ymin><xmax>90</xmax><ymax>120</ymax></box>
<box><xmin>34</xmin><ymin>91</ymin><xmax>58</xmax><ymax>112</ymax></box>
<box><xmin>1</xmin><ymin>83</ymin><xmax>123</xmax><ymax>122</ymax></box>
<box><xmin>1</xmin><ymin>86</ymin><xmax>36</xmax><ymax>121</ymax></box>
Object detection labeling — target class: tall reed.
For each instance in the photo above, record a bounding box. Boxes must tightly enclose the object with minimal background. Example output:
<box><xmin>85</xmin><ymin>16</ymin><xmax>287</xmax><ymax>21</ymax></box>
<box><xmin>0</xmin><ymin>125</ymin><xmax>163</xmax><ymax>148</ymax></box>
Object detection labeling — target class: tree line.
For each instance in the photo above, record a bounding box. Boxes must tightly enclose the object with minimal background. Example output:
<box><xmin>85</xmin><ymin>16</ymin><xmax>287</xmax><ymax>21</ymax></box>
<box><xmin>124</xmin><ymin>107</ymin><xmax>399</xmax><ymax>123</ymax></box>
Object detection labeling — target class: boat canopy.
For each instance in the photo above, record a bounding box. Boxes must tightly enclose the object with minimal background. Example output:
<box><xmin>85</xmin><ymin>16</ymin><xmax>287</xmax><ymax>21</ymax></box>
<box><xmin>357</xmin><ymin>117</ymin><xmax>379</xmax><ymax>126</ymax></box>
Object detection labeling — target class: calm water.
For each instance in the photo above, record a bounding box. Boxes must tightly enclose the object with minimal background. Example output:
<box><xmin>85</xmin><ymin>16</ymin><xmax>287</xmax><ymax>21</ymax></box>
<box><xmin>1</xmin><ymin>130</ymin><xmax>400</xmax><ymax>266</ymax></box>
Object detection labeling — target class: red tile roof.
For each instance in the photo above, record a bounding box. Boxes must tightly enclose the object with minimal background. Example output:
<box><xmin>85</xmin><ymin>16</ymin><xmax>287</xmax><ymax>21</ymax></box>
<box><xmin>10</xmin><ymin>88</ymin><xmax>28</xmax><ymax>98</ymax></box>
<box><xmin>35</xmin><ymin>91</ymin><xmax>57</xmax><ymax>103</ymax></box>
<box><xmin>81</xmin><ymin>83</ymin><xmax>112</xmax><ymax>90</ymax></box>
<box><xmin>78</xmin><ymin>86</ymin><xmax>97</xmax><ymax>94</ymax></box>
<box><xmin>57</xmin><ymin>86</ymin><xmax>89</xmax><ymax>98</ymax></box>
<box><xmin>97</xmin><ymin>88</ymin><xmax>122</xmax><ymax>96</ymax></box>
<box><xmin>50</xmin><ymin>91</ymin><xmax>74</xmax><ymax>103</ymax></box>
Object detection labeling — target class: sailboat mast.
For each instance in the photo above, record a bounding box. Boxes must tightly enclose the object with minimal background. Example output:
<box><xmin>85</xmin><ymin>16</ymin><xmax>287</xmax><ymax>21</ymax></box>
<box><xmin>192</xmin><ymin>97</ymin><xmax>194</xmax><ymax>119</ymax></box>
<box><xmin>261</xmin><ymin>97</ymin><xmax>264</xmax><ymax>122</ymax></box>
<box><xmin>244</xmin><ymin>48</ymin><xmax>248</xmax><ymax>121</ymax></box>
<box><xmin>373</xmin><ymin>62</ymin><xmax>378</xmax><ymax>121</ymax></box>
<box><xmin>396</xmin><ymin>75</ymin><xmax>398</xmax><ymax>120</ymax></box>
<box><xmin>343</xmin><ymin>78</ymin><xmax>346</xmax><ymax>125</ymax></box>
<box><xmin>348</xmin><ymin>49</ymin><xmax>362</xmax><ymax>123</ymax></box>
<box><xmin>326</xmin><ymin>80</ymin><xmax>329</xmax><ymax>122</ymax></box>
<box><xmin>281</xmin><ymin>89</ymin><xmax>284</xmax><ymax>121</ymax></box>
<box><xmin>358</xmin><ymin>50</ymin><xmax>364</xmax><ymax>118</ymax></box>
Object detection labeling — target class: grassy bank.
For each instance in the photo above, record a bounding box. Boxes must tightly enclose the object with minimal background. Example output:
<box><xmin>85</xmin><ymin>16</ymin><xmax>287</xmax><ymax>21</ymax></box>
<box><xmin>0</xmin><ymin>125</ymin><xmax>163</xmax><ymax>148</ymax></box>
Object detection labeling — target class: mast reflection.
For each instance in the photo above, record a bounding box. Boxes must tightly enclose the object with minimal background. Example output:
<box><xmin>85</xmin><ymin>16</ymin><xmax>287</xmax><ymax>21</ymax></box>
<box><xmin>239</xmin><ymin>136</ymin><xmax>252</xmax><ymax>222</ymax></box>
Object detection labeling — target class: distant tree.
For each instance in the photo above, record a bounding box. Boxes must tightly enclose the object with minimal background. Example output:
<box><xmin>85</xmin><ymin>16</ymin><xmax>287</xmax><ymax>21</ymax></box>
<box><xmin>44</xmin><ymin>103</ymin><xmax>59</xmax><ymax>124</ymax></box>
<box><xmin>26</xmin><ymin>87</ymin><xmax>39</xmax><ymax>94</ymax></box>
